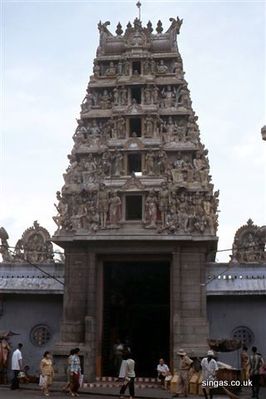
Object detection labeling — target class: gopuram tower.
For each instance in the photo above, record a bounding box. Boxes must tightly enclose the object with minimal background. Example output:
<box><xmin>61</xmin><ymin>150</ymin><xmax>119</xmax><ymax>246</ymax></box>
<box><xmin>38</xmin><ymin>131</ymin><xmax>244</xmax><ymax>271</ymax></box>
<box><xmin>53</xmin><ymin>16</ymin><xmax>219</xmax><ymax>380</ymax></box>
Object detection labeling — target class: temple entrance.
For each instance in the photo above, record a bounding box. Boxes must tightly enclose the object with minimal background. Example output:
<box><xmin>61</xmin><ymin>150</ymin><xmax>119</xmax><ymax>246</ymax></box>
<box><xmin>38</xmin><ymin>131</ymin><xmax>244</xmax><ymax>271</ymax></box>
<box><xmin>102</xmin><ymin>260</ymin><xmax>170</xmax><ymax>376</ymax></box>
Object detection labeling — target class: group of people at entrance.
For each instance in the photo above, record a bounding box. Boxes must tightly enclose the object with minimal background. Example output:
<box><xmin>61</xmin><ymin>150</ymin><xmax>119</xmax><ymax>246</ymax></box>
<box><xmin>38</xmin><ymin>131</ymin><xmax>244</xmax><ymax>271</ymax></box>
<box><xmin>157</xmin><ymin>346</ymin><xmax>264</xmax><ymax>399</ymax></box>
<box><xmin>10</xmin><ymin>343</ymin><xmax>82</xmax><ymax>397</ymax></box>
<box><xmin>156</xmin><ymin>349</ymin><xmax>218</xmax><ymax>399</ymax></box>
<box><xmin>8</xmin><ymin>341</ymin><xmax>265</xmax><ymax>399</ymax></box>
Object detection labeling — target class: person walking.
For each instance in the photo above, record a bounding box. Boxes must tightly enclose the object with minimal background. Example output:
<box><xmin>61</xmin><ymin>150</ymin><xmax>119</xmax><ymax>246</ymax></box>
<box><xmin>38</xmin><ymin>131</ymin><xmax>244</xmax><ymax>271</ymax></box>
<box><xmin>10</xmin><ymin>343</ymin><xmax>23</xmax><ymax>390</ymax></box>
<box><xmin>62</xmin><ymin>349</ymin><xmax>75</xmax><ymax>394</ymax></box>
<box><xmin>69</xmin><ymin>347</ymin><xmax>81</xmax><ymax>397</ymax></box>
<box><xmin>201</xmin><ymin>350</ymin><xmax>218</xmax><ymax>399</ymax></box>
<box><xmin>174</xmin><ymin>349</ymin><xmax>193</xmax><ymax>397</ymax></box>
<box><xmin>249</xmin><ymin>346</ymin><xmax>264</xmax><ymax>399</ymax></box>
<box><xmin>40</xmin><ymin>351</ymin><xmax>54</xmax><ymax>397</ymax></box>
<box><xmin>119</xmin><ymin>352</ymin><xmax>135</xmax><ymax>399</ymax></box>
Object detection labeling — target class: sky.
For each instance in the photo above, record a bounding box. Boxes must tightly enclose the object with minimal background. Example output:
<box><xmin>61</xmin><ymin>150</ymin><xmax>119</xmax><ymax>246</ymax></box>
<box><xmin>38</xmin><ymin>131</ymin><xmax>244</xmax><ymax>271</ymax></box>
<box><xmin>1</xmin><ymin>0</ymin><xmax>266</xmax><ymax>262</ymax></box>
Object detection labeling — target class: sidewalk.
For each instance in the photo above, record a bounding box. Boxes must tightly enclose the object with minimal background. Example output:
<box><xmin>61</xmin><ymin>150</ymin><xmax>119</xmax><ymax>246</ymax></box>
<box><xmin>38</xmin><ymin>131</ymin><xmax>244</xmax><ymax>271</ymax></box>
<box><xmin>1</xmin><ymin>382</ymin><xmax>263</xmax><ymax>398</ymax></box>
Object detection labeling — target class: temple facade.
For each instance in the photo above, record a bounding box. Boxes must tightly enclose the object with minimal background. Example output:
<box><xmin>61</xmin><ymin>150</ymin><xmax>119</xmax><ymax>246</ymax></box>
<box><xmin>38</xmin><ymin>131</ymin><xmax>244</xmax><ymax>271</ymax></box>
<box><xmin>51</xmin><ymin>16</ymin><xmax>219</xmax><ymax>379</ymax></box>
<box><xmin>0</xmin><ymin>220</ymin><xmax>265</xmax><ymax>379</ymax></box>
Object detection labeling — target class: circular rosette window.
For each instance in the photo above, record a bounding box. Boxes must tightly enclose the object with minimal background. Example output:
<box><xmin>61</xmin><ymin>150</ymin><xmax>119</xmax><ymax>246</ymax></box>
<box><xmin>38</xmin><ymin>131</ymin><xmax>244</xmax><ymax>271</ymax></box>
<box><xmin>30</xmin><ymin>324</ymin><xmax>51</xmax><ymax>347</ymax></box>
<box><xmin>231</xmin><ymin>326</ymin><xmax>254</xmax><ymax>348</ymax></box>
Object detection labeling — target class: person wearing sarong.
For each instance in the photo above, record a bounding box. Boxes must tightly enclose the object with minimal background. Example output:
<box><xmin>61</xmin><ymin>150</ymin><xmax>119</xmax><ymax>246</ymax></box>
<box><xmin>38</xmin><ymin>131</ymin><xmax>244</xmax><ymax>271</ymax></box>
<box><xmin>70</xmin><ymin>347</ymin><xmax>81</xmax><ymax>397</ymax></box>
<box><xmin>40</xmin><ymin>351</ymin><xmax>54</xmax><ymax>397</ymax></box>
<box><xmin>175</xmin><ymin>349</ymin><xmax>193</xmax><ymax>397</ymax></box>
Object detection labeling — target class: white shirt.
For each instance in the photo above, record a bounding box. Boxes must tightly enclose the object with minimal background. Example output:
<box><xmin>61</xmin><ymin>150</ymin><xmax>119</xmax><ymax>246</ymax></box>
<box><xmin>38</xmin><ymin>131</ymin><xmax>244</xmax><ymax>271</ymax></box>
<box><xmin>157</xmin><ymin>363</ymin><xmax>169</xmax><ymax>374</ymax></box>
<box><xmin>126</xmin><ymin>359</ymin><xmax>136</xmax><ymax>378</ymax></box>
<box><xmin>201</xmin><ymin>357</ymin><xmax>218</xmax><ymax>382</ymax></box>
<box><xmin>11</xmin><ymin>349</ymin><xmax>22</xmax><ymax>370</ymax></box>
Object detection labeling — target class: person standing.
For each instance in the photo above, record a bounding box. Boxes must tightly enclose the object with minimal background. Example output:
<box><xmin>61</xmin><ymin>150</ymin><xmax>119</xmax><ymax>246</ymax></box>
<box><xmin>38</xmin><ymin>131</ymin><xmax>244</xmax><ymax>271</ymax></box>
<box><xmin>40</xmin><ymin>351</ymin><xmax>54</xmax><ymax>397</ymax></box>
<box><xmin>113</xmin><ymin>339</ymin><xmax>124</xmax><ymax>375</ymax></box>
<box><xmin>201</xmin><ymin>350</ymin><xmax>218</xmax><ymax>399</ymax></box>
<box><xmin>10</xmin><ymin>343</ymin><xmax>23</xmax><ymax>390</ymax></box>
<box><xmin>249</xmin><ymin>346</ymin><xmax>264</xmax><ymax>399</ymax></box>
<box><xmin>70</xmin><ymin>347</ymin><xmax>81</xmax><ymax>397</ymax></box>
<box><xmin>119</xmin><ymin>353</ymin><xmax>135</xmax><ymax>399</ymax></box>
<box><xmin>174</xmin><ymin>349</ymin><xmax>193</xmax><ymax>397</ymax></box>
<box><xmin>241</xmin><ymin>345</ymin><xmax>250</xmax><ymax>381</ymax></box>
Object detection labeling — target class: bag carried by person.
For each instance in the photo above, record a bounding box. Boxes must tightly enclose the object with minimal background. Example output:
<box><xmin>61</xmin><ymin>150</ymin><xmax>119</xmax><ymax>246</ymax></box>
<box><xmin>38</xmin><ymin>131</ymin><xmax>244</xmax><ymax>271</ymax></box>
<box><xmin>39</xmin><ymin>374</ymin><xmax>47</xmax><ymax>387</ymax></box>
<box><xmin>79</xmin><ymin>373</ymin><xmax>84</xmax><ymax>387</ymax></box>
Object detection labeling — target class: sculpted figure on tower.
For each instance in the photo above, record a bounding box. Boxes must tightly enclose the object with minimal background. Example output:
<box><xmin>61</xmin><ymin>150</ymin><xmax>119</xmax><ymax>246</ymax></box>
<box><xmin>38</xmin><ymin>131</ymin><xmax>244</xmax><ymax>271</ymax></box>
<box><xmin>53</xmin><ymin>17</ymin><xmax>218</xmax><ymax>237</ymax></box>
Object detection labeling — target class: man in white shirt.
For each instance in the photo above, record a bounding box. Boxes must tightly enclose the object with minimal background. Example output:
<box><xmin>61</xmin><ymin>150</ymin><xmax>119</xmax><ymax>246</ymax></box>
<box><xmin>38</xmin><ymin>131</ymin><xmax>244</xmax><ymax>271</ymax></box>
<box><xmin>157</xmin><ymin>358</ymin><xmax>170</xmax><ymax>388</ymax></box>
<box><xmin>10</xmin><ymin>343</ymin><xmax>23</xmax><ymax>390</ymax></box>
<box><xmin>201</xmin><ymin>350</ymin><xmax>218</xmax><ymax>399</ymax></box>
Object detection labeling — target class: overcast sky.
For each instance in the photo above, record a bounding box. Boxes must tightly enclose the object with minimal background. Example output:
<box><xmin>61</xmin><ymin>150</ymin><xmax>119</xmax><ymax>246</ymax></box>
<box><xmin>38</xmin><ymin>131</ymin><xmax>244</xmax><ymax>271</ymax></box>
<box><xmin>1</xmin><ymin>0</ymin><xmax>265</xmax><ymax>262</ymax></box>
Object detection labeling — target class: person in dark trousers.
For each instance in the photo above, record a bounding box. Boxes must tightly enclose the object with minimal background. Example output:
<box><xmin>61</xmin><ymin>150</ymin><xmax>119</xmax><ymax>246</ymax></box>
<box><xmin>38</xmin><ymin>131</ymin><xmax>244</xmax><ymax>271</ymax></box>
<box><xmin>119</xmin><ymin>352</ymin><xmax>135</xmax><ymax>399</ymax></box>
<box><xmin>10</xmin><ymin>343</ymin><xmax>23</xmax><ymax>390</ymax></box>
<box><xmin>250</xmin><ymin>346</ymin><xmax>264</xmax><ymax>399</ymax></box>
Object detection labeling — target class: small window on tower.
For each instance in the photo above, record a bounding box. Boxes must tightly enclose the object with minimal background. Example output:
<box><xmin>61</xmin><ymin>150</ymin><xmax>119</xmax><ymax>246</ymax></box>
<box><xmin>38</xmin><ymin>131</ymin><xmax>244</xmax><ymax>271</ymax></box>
<box><xmin>129</xmin><ymin>118</ymin><xmax>142</xmax><ymax>137</ymax></box>
<box><xmin>128</xmin><ymin>153</ymin><xmax>142</xmax><ymax>174</ymax></box>
<box><xmin>131</xmin><ymin>87</ymin><xmax>141</xmax><ymax>104</ymax></box>
<box><xmin>125</xmin><ymin>195</ymin><xmax>143</xmax><ymax>220</ymax></box>
<box><xmin>132</xmin><ymin>61</ymin><xmax>141</xmax><ymax>75</ymax></box>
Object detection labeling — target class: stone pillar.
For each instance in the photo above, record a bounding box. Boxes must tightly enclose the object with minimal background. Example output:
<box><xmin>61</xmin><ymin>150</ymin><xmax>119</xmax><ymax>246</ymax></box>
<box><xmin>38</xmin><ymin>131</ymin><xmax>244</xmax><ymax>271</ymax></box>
<box><xmin>84</xmin><ymin>252</ymin><xmax>97</xmax><ymax>381</ymax></box>
<box><xmin>172</xmin><ymin>244</ymin><xmax>209</xmax><ymax>368</ymax></box>
<box><xmin>61</xmin><ymin>248</ymin><xmax>89</xmax><ymax>342</ymax></box>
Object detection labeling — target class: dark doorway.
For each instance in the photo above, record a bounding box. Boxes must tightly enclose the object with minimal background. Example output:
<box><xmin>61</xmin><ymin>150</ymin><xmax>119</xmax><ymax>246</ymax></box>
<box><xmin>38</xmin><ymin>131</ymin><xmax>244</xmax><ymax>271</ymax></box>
<box><xmin>132</xmin><ymin>61</ymin><xmax>141</xmax><ymax>75</ymax></box>
<box><xmin>131</xmin><ymin>87</ymin><xmax>141</xmax><ymax>104</ymax></box>
<box><xmin>129</xmin><ymin>118</ymin><xmax>142</xmax><ymax>137</ymax></box>
<box><xmin>102</xmin><ymin>261</ymin><xmax>170</xmax><ymax>376</ymax></box>
<box><xmin>127</xmin><ymin>153</ymin><xmax>142</xmax><ymax>174</ymax></box>
<box><xmin>125</xmin><ymin>195</ymin><xmax>143</xmax><ymax>220</ymax></box>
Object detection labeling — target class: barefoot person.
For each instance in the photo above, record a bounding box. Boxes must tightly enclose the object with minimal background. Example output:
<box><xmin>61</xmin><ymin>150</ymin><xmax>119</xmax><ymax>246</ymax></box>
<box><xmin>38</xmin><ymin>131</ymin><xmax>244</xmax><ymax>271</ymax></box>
<box><xmin>40</xmin><ymin>351</ymin><xmax>54</xmax><ymax>397</ymax></box>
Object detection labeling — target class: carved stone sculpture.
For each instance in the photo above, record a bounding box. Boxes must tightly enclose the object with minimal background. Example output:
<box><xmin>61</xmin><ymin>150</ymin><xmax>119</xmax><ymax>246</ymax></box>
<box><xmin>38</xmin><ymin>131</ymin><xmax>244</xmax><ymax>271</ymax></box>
<box><xmin>112</xmin><ymin>150</ymin><xmax>124</xmax><ymax>176</ymax></box>
<box><xmin>144</xmin><ymin>116</ymin><xmax>154</xmax><ymax>138</ymax></box>
<box><xmin>0</xmin><ymin>227</ymin><xmax>13</xmax><ymax>262</ymax></box>
<box><xmin>145</xmin><ymin>190</ymin><xmax>158</xmax><ymax>228</ymax></box>
<box><xmin>231</xmin><ymin>219</ymin><xmax>265</xmax><ymax>263</ymax></box>
<box><xmin>105</xmin><ymin>61</ymin><xmax>117</xmax><ymax>76</ymax></box>
<box><xmin>97</xmin><ymin>183</ymin><xmax>109</xmax><ymax>229</ymax></box>
<box><xmin>109</xmin><ymin>191</ymin><xmax>121</xmax><ymax>227</ymax></box>
<box><xmin>157</xmin><ymin>60</ymin><xmax>168</xmax><ymax>74</ymax></box>
<box><xmin>158</xmin><ymin>182</ymin><xmax>169</xmax><ymax>228</ymax></box>
<box><xmin>145</xmin><ymin>150</ymin><xmax>155</xmax><ymax>175</ymax></box>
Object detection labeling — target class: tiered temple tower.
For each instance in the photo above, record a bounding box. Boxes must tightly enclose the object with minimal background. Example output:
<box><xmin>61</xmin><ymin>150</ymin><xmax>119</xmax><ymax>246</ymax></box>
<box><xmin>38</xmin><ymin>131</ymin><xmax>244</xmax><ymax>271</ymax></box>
<box><xmin>53</xmin><ymin>16</ymin><xmax>219</xmax><ymax>380</ymax></box>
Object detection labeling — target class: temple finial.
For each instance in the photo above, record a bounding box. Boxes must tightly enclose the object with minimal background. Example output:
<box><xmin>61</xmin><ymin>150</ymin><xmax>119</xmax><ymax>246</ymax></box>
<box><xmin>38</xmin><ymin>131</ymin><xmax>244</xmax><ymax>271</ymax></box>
<box><xmin>136</xmin><ymin>1</ymin><xmax>141</xmax><ymax>21</ymax></box>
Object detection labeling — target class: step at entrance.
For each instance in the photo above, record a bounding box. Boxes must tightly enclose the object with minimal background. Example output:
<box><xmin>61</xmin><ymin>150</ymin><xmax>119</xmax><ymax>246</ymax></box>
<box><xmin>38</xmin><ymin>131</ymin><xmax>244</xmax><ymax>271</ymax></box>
<box><xmin>84</xmin><ymin>377</ymin><xmax>160</xmax><ymax>389</ymax></box>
